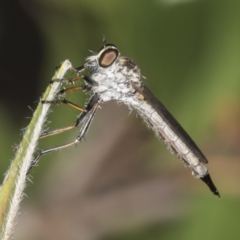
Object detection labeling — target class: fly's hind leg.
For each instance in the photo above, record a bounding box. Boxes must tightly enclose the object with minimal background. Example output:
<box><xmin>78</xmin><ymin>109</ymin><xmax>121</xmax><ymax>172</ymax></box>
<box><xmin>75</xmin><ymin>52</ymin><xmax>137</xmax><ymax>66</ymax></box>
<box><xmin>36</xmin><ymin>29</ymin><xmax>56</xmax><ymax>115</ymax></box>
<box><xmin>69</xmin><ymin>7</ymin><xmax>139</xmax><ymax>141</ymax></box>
<box><xmin>29</xmin><ymin>94</ymin><xmax>99</xmax><ymax>174</ymax></box>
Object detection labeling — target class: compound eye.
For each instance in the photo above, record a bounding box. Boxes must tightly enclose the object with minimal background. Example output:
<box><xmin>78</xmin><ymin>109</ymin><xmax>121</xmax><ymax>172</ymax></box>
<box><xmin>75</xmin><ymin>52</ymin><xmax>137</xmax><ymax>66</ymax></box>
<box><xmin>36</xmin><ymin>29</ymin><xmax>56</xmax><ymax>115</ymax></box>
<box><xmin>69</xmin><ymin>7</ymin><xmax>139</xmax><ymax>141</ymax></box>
<box><xmin>99</xmin><ymin>49</ymin><xmax>118</xmax><ymax>67</ymax></box>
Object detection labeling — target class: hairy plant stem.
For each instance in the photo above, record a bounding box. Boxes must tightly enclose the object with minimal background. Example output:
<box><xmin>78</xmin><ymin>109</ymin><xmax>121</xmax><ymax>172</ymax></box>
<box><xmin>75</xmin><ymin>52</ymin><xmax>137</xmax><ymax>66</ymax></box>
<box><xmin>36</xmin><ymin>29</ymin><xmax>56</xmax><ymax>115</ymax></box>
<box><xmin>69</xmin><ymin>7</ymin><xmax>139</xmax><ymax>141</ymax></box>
<box><xmin>0</xmin><ymin>60</ymin><xmax>72</xmax><ymax>240</ymax></box>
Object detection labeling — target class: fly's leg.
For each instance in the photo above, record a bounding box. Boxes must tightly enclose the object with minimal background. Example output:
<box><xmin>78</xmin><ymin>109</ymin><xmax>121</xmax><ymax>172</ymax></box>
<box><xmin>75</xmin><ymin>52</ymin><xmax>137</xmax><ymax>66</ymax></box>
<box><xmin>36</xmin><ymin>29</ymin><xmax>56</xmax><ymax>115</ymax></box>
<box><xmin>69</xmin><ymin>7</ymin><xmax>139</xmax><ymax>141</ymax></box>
<box><xmin>30</xmin><ymin>102</ymin><xmax>98</xmax><ymax>172</ymax></box>
<box><xmin>42</xmin><ymin>98</ymin><xmax>85</xmax><ymax>112</ymax></box>
<box><xmin>28</xmin><ymin>94</ymin><xmax>99</xmax><ymax>174</ymax></box>
<box><xmin>50</xmin><ymin>75</ymin><xmax>98</xmax><ymax>86</ymax></box>
<box><xmin>49</xmin><ymin>75</ymin><xmax>82</xmax><ymax>84</ymax></box>
<box><xmin>39</xmin><ymin>125</ymin><xmax>76</xmax><ymax>139</ymax></box>
<box><xmin>39</xmin><ymin>95</ymin><xmax>86</xmax><ymax>139</ymax></box>
<box><xmin>39</xmin><ymin>84</ymin><xmax>87</xmax><ymax>138</ymax></box>
<box><xmin>39</xmin><ymin>85</ymin><xmax>87</xmax><ymax>138</ymax></box>
<box><xmin>39</xmin><ymin>75</ymin><xmax>97</xmax><ymax>139</ymax></box>
<box><xmin>39</xmin><ymin>97</ymin><xmax>85</xmax><ymax>138</ymax></box>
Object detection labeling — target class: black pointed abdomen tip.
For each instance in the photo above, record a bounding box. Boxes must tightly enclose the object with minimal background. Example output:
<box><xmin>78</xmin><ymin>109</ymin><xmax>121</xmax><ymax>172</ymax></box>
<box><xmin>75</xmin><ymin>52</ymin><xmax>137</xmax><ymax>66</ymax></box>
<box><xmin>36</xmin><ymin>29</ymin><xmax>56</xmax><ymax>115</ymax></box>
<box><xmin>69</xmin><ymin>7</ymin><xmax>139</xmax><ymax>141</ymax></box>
<box><xmin>201</xmin><ymin>174</ymin><xmax>220</xmax><ymax>198</ymax></box>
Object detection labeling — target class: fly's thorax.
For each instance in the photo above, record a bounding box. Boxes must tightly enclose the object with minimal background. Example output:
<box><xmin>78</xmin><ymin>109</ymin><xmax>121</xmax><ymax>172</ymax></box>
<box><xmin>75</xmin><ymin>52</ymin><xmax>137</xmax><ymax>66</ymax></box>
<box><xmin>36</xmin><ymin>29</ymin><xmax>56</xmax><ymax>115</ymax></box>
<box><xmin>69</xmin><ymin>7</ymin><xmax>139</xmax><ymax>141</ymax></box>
<box><xmin>91</xmin><ymin>70</ymin><xmax>137</xmax><ymax>102</ymax></box>
<box><xmin>87</xmin><ymin>55</ymin><xmax>142</xmax><ymax>103</ymax></box>
<box><xmin>117</xmin><ymin>57</ymin><xmax>142</xmax><ymax>82</ymax></box>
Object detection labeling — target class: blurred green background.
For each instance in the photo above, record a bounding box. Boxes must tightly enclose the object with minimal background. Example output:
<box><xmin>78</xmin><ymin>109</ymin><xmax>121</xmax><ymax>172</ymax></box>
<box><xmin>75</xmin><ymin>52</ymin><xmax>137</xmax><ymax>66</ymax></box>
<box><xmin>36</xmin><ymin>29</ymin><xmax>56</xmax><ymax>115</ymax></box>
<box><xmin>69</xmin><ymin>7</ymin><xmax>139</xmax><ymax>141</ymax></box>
<box><xmin>1</xmin><ymin>0</ymin><xmax>240</xmax><ymax>239</ymax></box>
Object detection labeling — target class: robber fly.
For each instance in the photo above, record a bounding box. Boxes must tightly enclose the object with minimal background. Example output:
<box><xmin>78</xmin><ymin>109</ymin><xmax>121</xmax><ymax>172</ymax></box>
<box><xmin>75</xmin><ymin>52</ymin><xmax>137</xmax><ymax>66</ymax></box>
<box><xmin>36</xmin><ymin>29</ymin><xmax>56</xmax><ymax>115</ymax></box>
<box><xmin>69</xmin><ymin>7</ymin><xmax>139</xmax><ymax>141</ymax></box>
<box><xmin>32</xmin><ymin>41</ymin><xmax>220</xmax><ymax>197</ymax></box>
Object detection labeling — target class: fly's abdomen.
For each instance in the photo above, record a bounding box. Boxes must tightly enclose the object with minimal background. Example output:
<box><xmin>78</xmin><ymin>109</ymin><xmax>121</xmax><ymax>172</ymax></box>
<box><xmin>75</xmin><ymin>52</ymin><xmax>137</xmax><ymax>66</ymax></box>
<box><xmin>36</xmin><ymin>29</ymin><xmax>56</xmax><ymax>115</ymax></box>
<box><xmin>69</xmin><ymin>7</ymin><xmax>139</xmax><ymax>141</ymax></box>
<box><xmin>134</xmin><ymin>99</ymin><xmax>208</xmax><ymax>178</ymax></box>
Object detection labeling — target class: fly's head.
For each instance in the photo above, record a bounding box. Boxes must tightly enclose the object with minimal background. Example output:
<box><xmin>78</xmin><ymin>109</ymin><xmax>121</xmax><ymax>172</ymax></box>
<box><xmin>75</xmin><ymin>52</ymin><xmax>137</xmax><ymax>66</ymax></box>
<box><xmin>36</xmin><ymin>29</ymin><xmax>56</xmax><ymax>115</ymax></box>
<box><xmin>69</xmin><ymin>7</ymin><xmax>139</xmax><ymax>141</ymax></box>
<box><xmin>84</xmin><ymin>43</ymin><xmax>141</xmax><ymax>81</ymax></box>
<box><xmin>84</xmin><ymin>44</ymin><xmax>119</xmax><ymax>73</ymax></box>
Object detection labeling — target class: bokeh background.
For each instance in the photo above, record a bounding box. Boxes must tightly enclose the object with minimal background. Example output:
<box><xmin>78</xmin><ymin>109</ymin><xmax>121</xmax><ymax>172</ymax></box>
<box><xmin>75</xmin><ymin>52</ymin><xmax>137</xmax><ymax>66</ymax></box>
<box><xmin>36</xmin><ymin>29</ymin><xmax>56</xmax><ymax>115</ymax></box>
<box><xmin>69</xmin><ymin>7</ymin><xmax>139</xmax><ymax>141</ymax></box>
<box><xmin>1</xmin><ymin>0</ymin><xmax>240</xmax><ymax>239</ymax></box>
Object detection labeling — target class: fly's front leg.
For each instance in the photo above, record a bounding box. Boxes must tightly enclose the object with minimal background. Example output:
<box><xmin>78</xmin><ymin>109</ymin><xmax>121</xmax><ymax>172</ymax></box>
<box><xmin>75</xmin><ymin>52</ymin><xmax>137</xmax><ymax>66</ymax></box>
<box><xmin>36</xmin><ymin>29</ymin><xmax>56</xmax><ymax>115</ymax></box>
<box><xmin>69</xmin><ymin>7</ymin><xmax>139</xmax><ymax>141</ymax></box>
<box><xmin>49</xmin><ymin>75</ymin><xmax>82</xmax><ymax>84</ymax></box>
<box><xmin>49</xmin><ymin>75</ymin><xmax>98</xmax><ymax>86</ymax></box>
<box><xmin>29</xmin><ymin>94</ymin><xmax>100</xmax><ymax>174</ymax></box>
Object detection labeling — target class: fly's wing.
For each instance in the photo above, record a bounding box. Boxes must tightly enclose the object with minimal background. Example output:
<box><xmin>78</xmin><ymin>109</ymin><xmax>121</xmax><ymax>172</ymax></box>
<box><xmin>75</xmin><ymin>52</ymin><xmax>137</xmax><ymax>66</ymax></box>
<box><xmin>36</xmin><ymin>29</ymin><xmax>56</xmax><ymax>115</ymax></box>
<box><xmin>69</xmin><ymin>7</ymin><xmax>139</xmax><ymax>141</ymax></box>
<box><xmin>75</xmin><ymin>93</ymin><xmax>99</xmax><ymax>141</ymax></box>
<box><xmin>134</xmin><ymin>84</ymin><xmax>208</xmax><ymax>164</ymax></box>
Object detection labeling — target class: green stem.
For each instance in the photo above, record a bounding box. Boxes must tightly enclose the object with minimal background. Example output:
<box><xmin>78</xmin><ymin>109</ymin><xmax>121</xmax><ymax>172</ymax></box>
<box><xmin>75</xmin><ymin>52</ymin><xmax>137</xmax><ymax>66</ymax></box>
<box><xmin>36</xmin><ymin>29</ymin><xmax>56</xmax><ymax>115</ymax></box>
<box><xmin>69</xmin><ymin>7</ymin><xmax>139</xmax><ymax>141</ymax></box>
<box><xmin>0</xmin><ymin>60</ymin><xmax>72</xmax><ymax>240</ymax></box>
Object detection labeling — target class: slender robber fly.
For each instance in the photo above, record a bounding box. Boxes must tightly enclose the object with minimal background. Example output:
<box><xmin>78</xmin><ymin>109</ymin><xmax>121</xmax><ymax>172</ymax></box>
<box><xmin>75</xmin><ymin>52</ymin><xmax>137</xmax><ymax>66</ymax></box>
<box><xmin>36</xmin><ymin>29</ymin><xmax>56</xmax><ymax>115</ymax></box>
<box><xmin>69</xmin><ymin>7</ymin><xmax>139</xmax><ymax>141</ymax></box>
<box><xmin>32</xmin><ymin>41</ymin><xmax>220</xmax><ymax>197</ymax></box>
